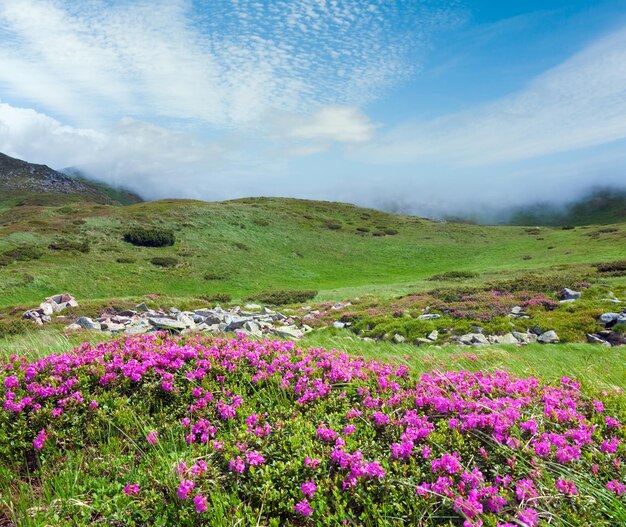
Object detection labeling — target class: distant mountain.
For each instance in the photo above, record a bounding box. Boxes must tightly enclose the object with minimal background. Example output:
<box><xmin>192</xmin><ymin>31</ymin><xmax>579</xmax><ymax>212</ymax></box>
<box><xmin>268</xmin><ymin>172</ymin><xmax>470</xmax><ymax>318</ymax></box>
<box><xmin>505</xmin><ymin>187</ymin><xmax>626</xmax><ymax>226</ymax></box>
<box><xmin>60</xmin><ymin>167</ymin><xmax>143</xmax><ymax>206</ymax></box>
<box><xmin>0</xmin><ymin>152</ymin><xmax>142</xmax><ymax>206</ymax></box>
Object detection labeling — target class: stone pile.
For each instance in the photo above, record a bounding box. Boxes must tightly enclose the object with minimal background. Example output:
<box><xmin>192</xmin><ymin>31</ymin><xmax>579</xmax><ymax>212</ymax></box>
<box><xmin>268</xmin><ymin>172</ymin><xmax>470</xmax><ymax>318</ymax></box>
<box><xmin>452</xmin><ymin>329</ymin><xmax>559</xmax><ymax>347</ymax></box>
<box><xmin>65</xmin><ymin>303</ymin><xmax>312</xmax><ymax>339</ymax></box>
<box><xmin>585</xmin><ymin>311</ymin><xmax>626</xmax><ymax>347</ymax></box>
<box><xmin>23</xmin><ymin>294</ymin><xmax>79</xmax><ymax>325</ymax></box>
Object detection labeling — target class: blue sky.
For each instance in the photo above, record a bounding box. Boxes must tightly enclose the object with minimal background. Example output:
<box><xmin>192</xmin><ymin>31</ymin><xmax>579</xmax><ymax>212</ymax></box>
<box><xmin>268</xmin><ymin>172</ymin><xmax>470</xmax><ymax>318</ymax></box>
<box><xmin>0</xmin><ymin>0</ymin><xmax>624</xmax><ymax>216</ymax></box>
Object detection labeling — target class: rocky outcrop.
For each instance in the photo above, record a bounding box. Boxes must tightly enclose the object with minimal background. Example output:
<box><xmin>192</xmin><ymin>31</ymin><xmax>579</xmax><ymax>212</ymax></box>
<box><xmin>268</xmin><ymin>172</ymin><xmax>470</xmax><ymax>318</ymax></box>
<box><xmin>23</xmin><ymin>294</ymin><xmax>78</xmax><ymax>325</ymax></box>
<box><xmin>65</xmin><ymin>303</ymin><xmax>312</xmax><ymax>339</ymax></box>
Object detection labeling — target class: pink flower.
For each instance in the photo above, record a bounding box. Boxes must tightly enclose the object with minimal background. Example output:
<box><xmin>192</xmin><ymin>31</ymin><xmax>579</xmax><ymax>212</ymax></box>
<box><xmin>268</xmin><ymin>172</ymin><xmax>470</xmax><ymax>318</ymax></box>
<box><xmin>517</xmin><ymin>507</ymin><xmax>538</xmax><ymax>527</ymax></box>
<box><xmin>146</xmin><ymin>430</ymin><xmax>159</xmax><ymax>445</ymax></box>
<box><xmin>193</xmin><ymin>494</ymin><xmax>208</xmax><ymax>513</ymax></box>
<box><xmin>607</xmin><ymin>480</ymin><xmax>626</xmax><ymax>495</ymax></box>
<box><xmin>305</xmin><ymin>457</ymin><xmax>321</xmax><ymax>469</ymax></box>
<box><xmin>301</xmin><ymin>480</ymin><xmax>317</xmax><ymax>498</ymax></box>
<box><xmin>177</xmin><ymin>480</ymin><xmax>195</xmax><ymax>500</ymax></box>
<box><xmin>4</xmin><ymin>376</ymin><xmax>19</xmax><ymax>390</ymax></box>
<box><xmin>555</xmin><ymin>479</ymin><xmax>578</xmax><ymax>496</ymax></box>
<box><xmin>246</xmin><ymin>450</ymin><xmax>265</xmax><ymax>466</ymax></box>
<box><xmin>124</xmin><ymin>482</ymin><xmax>140</xmax><ymax>496</ymax></box>
<box><xmin>33</xmin><ymin>428</ymin><xmax>47</xmax><ymax>450</ymax></box>
<box><xmin>294</xmin><ymin>499</ymin><xmax>313</xmax><ymax>517</ymax></box>
<box><xmin>229</xmin><ymin>456</ymin><xmax>246</xmax><ymax>474</ymax></box>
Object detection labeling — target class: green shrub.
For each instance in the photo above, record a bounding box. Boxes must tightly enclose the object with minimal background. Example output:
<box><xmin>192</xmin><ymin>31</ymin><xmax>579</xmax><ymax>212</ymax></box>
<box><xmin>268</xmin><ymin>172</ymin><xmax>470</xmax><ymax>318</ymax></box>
<box><xmin>613</xmin><ymin>323</ymin><xmax>626</xmax><ymax>335</ymax></box>
<box><xmin>372</xmin><ymin>231</ymin><xmax>385</xmax><ymax>237</ymax></box>
<box><xmin>324</xmin><ymin>222</ymin><xmax>342</xmax><ymax>230</ymax></box>
<box><xmin>245</xmin><ymin>289</ymin><xmax>318</xmax><ymax>305</ymax></box>
<box><xmin>123</xmin><ymin>227</ymin><xmax>175</xmax><ymax>247</ymax></box>
<box><xmin>356</xmin><ymin>227</ymin><xmax>370</xmax><ymax>232</ymax></box>
<box><xmin>253</xmin><ymin>218</ymin><xmax>270</xmax><ymax>227</ymax></box>
<box><xmin>150</xmin><ymin>257</ymin><xmax>178</xmax><ymax>268</ymax></box>
<box><xmin>0</xmin><ymin>318</ymin><xmax>33</xmax><ymax>338</ymax></box>
<box><xmin>562</xmin><ymin>225</ymin><xmax>575</xmax><ymax>230</ymax></box>
<box><xmin>116</xmin><ymin>257</ymin><xmax>135</xmax><ymax>264</ymax></box>
<box><xmin>204</xmin><ymin>272</ymin><xmax>227</xmax><ymax>281</ymax></box>
<box><xmin>429</xmin><ymin>271</ymin><xmax>478</xmax><ymax>281</ymax></box>
<box><xmin>596</xmin><ymin>260</ymin><xmax>626</xmax><ymax>273</ymax></box>
<box><xmin>200</xmin><ymin>293</ymin><xmax>232</xmax><ymax>304</ymax></box>
<box><xmin>384</xmin><ymin>228</ymin><xmax>399</xmax><ymax>235</ymax></box>
<box><xmin>0</xmin><ymin>245</ymin><xmax>44</xmax><ymax>266</ymax></box>
<box><xmin>48</xmin><ymin>239</ymin><xmax>90</xmax><ymax>253</ymax></box>
<box><xmin>490</xmin><ymin>272</ymin><xmax>592</xmax><ymax>293</ymax></box>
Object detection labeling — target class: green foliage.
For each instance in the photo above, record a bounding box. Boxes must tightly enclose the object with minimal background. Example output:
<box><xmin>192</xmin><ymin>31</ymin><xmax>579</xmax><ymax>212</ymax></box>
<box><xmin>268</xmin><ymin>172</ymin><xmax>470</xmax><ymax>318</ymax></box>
<box><xmin>324</xmin><ymin>221</ymin><xmax>342</xmax><ymax>230</ymax></box>
<box><xmin>596</xmin><ymin>260</ymin><xmax>626</xmax><ymax>274</ymax></box>
<box><xmin>356</xmin><ymin>226</ymin><xmax>370</xmax><ymax>232</ymax></box>
<box><xmin>489</xmin><ymin>272</ymin><xmax>593</xmax><ymax>293</ymax></box>
<box><xmin>0</xmin><ymin>318</ymin><xmax>33</xmax><ymax>338</ymax></box>
<box><xmin>150</xmin><ymin>257</ymin><xmax>178</xmax><ymax>268</ymax></box>
<box><xmin>48</xmin><ymin>238</ymin><xmax>90</xmax><ymax>253</ymax></box>
<box><xmin>199</xmin><ymin>293</ymin><xmax>232</xmax><ymax>304</ymax></box>
<box><xmin>123</xmin><ymin>227</ymin><xmax>175</xmax><ymax>247</ymax></box>
<box><xmin>0</xmin><ymin>245</ymin><xmax>44</xmax><ymax>266</ymax></box>
<box><xmin>429</xmin><ymin>270</ymin><xmax>478</xmax><ymax>281</ymax></box>
<box><xmin>383</xmin><ymin>228</ymin><xmax>399</xmax><ymax>235</ymax></box>
<box><xmin>245</xmin><ymin>289</ymin><xmax>318</xmax><ymax>305</ymax></box>
<box><xmin>116</xmin><ymin>257</ymin><xmax>135</xmax><ymax>264</ymax></box>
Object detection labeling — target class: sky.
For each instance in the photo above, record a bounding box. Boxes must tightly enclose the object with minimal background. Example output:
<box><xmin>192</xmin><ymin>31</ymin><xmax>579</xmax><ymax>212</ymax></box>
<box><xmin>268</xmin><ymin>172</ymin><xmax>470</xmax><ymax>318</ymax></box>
<box><xmin>0</xmin><ymin>0</ymin><xmax>625</xmax><ymax>217</ymax></box>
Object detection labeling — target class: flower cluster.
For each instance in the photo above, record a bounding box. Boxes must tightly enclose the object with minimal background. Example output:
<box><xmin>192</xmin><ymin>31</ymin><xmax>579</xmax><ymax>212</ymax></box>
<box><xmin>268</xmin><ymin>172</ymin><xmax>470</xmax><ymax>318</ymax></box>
<box><xmin>1</xmin><ymin>334</ymin><xmax>624</xmax><ymax>525</ymax></box>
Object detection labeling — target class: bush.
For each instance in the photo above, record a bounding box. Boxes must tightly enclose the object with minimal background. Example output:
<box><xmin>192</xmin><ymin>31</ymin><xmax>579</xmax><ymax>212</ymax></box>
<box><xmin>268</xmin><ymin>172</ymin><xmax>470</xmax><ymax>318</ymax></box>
<box><xmin>562</xmin><ymin>225</ymin><xmax>575</xmax><ymax>230</ymax></box>
<box><xmin>150</xmin><ymin>257</ymin><xmax>178</xmax><ymax>268</ymax></box>
<box><xmin>0</xmin><ymin>318</ymin><xmax>33</xmax><ymax>338</ymax></box>
<box><xmin>116</xmin><ymin>257</ymin><xmax>135</xmax><ymax>264</ymax></box>
<box><xmin>372</xmin><ymin>231</ymin><xmax>385</xmax><ymax>237</ymax></box>
<box><xmin>356</xmin><ymin>227</ymin><xmax>370</xmax><ymax>233</ymax></box>
<box><xmin>199</xmin><ymin>293</ymin><xmax>232</xmax><ymax>304</ymax></box>
<box><xmin>123</xmin><ymin>227</ymin><xmax>175</xmax><ymax>247</ymax></box>
<box><xmin>0</xmin><ymin>245</ymin><xmax>44</xmax><ymax>266</ymax></box>
<box><xmin>204</xmin><ymin>273</ymin><xmax>228</xmax><ymax>281</ymax></box>
<box><xmin>596</xmin><ymin>260</ymin><xmax>626</xmax><ymax>273</ymax></box>
<box><xmin>324</xmin><ymin>222</ymin><xmax>342</xmax><ymax>230</ymax></box>
<box><xmin>253</xmin><ymin>218</ymin><xmax>270</xmax><ymax>227</ymax></box>
<box><xmin>384</xmin><ymin>228</ymin><xmax>399</xmax><ymax>235</ymax></box>
<box><xmin>429</xmin><ymin>271</ymin><xmax>478</xmax><ymax>281</ymax></box>
<box><xmin>48</xmin><ymin>239</ymin><xmax>90</xmax><ymax>253</ymax></box>
<box><xmin>245</xmin><ymin>289</ymin><xmax>318</xmax><ymax>305</ymax></box>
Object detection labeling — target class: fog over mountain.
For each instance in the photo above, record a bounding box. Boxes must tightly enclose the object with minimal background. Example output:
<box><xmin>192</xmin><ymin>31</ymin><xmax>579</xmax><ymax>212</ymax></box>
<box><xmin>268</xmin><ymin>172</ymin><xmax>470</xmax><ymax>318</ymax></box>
<box><xmin>0</xmin><ymin>1</ymin><xmax>625</xmax><ymax>219</ymax></box>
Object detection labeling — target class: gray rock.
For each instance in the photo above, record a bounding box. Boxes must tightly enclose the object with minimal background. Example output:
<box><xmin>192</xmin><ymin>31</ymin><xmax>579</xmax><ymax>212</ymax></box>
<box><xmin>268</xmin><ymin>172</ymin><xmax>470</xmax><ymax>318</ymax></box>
<box><xmin>135</xmin><ymin>302</ymin><xmax>149</xmax><ymax>313</ymax></box>
<box><xmin>427</xmin><ymin>330</ymin><xmax>439</xmax><ymax>341</ymax></box>
<box><xmin>125</xmin><ymin>326</ymin><xmax>150</xmax><ymax>336</ymax></box>
<box><xmin>512</xmin><ymin>331</ymin><xmax>537</xmax><ymax>344</ymax></box>
<box><xmin>587</xmin><ymin>333</ymin><xmax>611</xmax><ymax>346</ymax></box>
<box><xmin>415</xmin><ymin>338</ymin><xmax>432</xmax><ymax>346</ymax></box>
<box><xmin>559</xmin><ymin>288</ymin><xmax>581</xmax><ymax>301</ymax></box>
<box><xmin>537</xmin><ymin>330</ymin><xmax>559</xmax><ymax>344</ymax></box>
<box><xmin>273</xmin><ymin>326</ymin><xmax>304</xmax><ymax>339</ymax></box>
<box><xmin>511</xmin><ymin>306</ymin><xmax>522</xmax><ymax>315</ymax></box>
<box><xmin>418</xmin><ymin>314</ymin><xmax>440</xmax><ymax>320</ymax></box>
<box><xmin>472</xmin><ymin>333</ymin><xmax>489</xmax><ymax>345</ymax></box>
<box><xmin>243</xmin><ymin>321</ymin><xmax>262</xmax><ymax>336</ymax></box>
<box><xmin>39</xmin><ymin>302</ymin><xmax>55</xmax><ymax>316</ymax></box>
<box><xmin>148</xmin><ymin>317</ymin><xmax>187</xmax><ymax>331</ymax></box>
<box><xmin>333</xmin><ymin>321</ymin><xmax>346</xmax><ymax>329</ymax></box>
<box><xmin>176</xmin><ymin>313</ymin><xmax>195</xmax><ymax>328</ymax></box>
<box><xmin>493</xmin><ymin>333</ymin><xmax>519</xmax><ymax>345</ymax></box>
<box><xmin>76</xmin><ymin>317</ymin><xmax>100</xmax><ymax>330</ymax></box>
<box><xmin>392</xmin><ymin>334</ymin><xmax>406</xmax><ymax>344</ymax></box>
<box><xmin>244</xmin><ymin>303</ymin><xmax>262</xmax><ymax>310</ymax></box>
<box><xmin>65</xmin><ymin>323</ymin><xmax>82</xmax><ymax>331</ymax></box>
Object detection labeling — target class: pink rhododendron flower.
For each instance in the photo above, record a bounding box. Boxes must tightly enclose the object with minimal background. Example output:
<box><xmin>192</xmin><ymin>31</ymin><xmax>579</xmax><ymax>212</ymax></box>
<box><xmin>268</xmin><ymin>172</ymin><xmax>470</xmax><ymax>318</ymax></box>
<box><xmin>193</xmin><ymin>494</ymin><xmax>208</xmax><ymax>513</ymax></box>
<box><xmin>146</xmin><ymin>430</ymin><xmax>158</xmax><ymax>445</ymax></box>
<box><xmin>301</xmin><ymin>479</ymin><xmax>317</xmax><ymax>498</ymax></box>
<box><xmin>294</xmin><ymin>499</ymin><xmax>313</xmax><ymax>517</ymax></box>
<box><xmin>124</xmin><ymin>483</ymin><xmax>140</xmax><ymax>496</ymax></box>
<box><xmin>177</xmin><ymin>480</ymin><xmax>195</xmax><ymax>500</ymax></box>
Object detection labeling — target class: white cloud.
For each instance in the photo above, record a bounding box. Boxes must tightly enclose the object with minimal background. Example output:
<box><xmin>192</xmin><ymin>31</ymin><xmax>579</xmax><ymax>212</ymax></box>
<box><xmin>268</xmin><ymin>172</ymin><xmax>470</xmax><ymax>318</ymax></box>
<box><xmin>285</xmin><ymin>106</ymin><xmax>377</xmax><ymax>143</ymax></box>
<box><xmin>363</xmin><ymin>25</ymin><xmax>626</xmax><ymax>166</ymax></box>
<box><xmin>0</xmin><ymin>0</ymin><xmax>457</xmax><ymax>128</ymax></box>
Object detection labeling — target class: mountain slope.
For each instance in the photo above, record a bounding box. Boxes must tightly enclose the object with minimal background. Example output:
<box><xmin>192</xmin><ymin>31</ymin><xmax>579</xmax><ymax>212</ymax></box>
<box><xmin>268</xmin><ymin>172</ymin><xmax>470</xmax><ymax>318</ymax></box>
<box><xmin>0</xmin><ymin>152</ymin><xmax>140</xmax><ymax>206</ymax></box>
<box><xmin>0</xmin><ymin>195</ymin><xmax>624</xmax><ymax>308</ymax></box>
<box><xmin>60</xmin><ymin>167</ymin><xmax>143</xmax><ymax>205</ymax></box>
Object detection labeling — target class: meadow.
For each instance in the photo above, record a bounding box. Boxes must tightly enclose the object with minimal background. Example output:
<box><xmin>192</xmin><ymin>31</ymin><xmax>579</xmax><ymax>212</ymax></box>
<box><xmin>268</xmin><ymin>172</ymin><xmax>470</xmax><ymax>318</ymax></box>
<box><xmin>0</xmin><ymin>196</ymin><xmax>625</xmax><ymax>526</ymax></box>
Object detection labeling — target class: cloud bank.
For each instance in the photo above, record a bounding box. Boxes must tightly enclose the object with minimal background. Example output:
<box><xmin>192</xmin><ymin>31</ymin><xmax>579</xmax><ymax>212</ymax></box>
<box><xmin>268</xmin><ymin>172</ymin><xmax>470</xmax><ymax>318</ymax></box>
<box><xmin>0</xmin><ymin>1</ymin><xmax>624</xmax><ymax>217</ymax></box>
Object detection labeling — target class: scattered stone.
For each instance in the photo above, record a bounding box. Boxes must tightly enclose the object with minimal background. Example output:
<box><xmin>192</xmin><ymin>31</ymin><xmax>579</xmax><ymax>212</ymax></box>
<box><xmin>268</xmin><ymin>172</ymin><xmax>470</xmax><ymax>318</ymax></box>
<box><xmin>418</xmin><ymin>314</ymin><xmax>440</xmax><ymax>320</ymax></box>
<box><xmin>273</xmin><ymin>326</ymin><xmax>304</xmax><ymax>339</ymax></box>
<box><xmin>511</xmin><ymin>306</ymin><xmax>522</xmax><ymax>315</ymax></box>
<box><xmin>392</xmin><ymin>334</ymin><xmax>406</xmax><ymax>344</ymax></box>
<box><xmin>492</xmin><ymin>333</ymin><xmax>519</xmax><ymax>345</ymax></box>
<box><xmin>427</xmin><ymin>330</ymin><xmax>439</xmax><ymax>341</ymax></box>
<box><xmin>333</xmin><ymin>321</ymin><xmax>346</xmax><ymax>329</ymax></box>
<box><xmin>558</xmin><ymin>288</ymin><xmax>581</xmax><ymax>301</ymax></box>
<box><xmin>135</xmin><ymin>302</ymin><xmax>149</xmax><ymax>313</ymax></box>
<box><xmin>587</xmin><ymin>333</ymin><xmax>611</xmax><ymax>346</ymax></box>
<box><xmin>148</xmin><ymin>317</ymin><xmax>187</xmax><ymax>331</ymax></box>
<box><xmin>512</xmin><ymin>331</ymin><xmax>537</xmax><ymax>344</ymax></box>
<box><xmin>76</xmin><ymin>317</ymin><xmax>100</xmax><ymax>330</ymax></box>
<box><xmin>415</xmin><ymin>338</ymin><xmax>432</xmax><ymax>346</ymax></box>
<box><xmin>537</xmin><ymin>330</ymin><xmax>559</xmax><ymax>344</ymax></box>
<box><xmin>65</xmin><ymin>323</ymin><xmax>82</xmax><ymax>331</ymax></box>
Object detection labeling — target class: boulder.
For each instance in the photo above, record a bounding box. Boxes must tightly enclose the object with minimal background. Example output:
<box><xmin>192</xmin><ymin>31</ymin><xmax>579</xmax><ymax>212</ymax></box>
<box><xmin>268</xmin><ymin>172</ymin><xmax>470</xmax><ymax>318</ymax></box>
<box><xmin>427</xmin><ymin>330</ymin><xmax>439</xmax><ymax>341</ymax></box>
<box><xmin>392</xmin><ymin>334</ymin><xmax>406</xmax><ymax>344</ymax></box>
<box><xmin>272</xmin><ymin>326</ymin><xmax>304</xmax><ymax>339</ymax></box>
<box><xmin>415</xmin><ymin>338</ymin><xmax>432</xmax><ymax>346</ymax></box>
<box><xmin>333</xmin><ymin>321</ymin><xmax>346</xmax><ymax>329</ymax></box>
<box><xmin>64</xmin><ymin>323</ymin><xmax>82</xmax><ymax>331</ymax></box>
<box><xmin>418</xmin><ymin>314</ymin><xmax>441</xmax><ymax>320</ymax></box>
<box><xmin>537</xmin><ymin>330</ymin><xmax>559</xmax><ymax>344</ymax></box>
<box><xmin>511</xmin><ymin>306</ymin><xmax>522</xmax><ymax>315</ymax></box>
<box><xmin>558</xmin><ymin>288</ymin><xmax>581</xmax><ymax>301</ymax></box>
<box><xmin>493</xmin><ymin>333</ymin><xmax>519</xmax><ymax>345</ymax></box>
<box><xmin>76</xmin><ymin>317</ymin><xmax>100</xmax><ymax>330</ymax></box>
<box><xmin>135</xmin><ymin>302</ymin><xmax>149</xmax><ymax>313</ymax></box>
<box><xmin>587</xmin><ymin>333</ymin><xmax>611</xmax><ymax>346</ymax></box>
<box><xmin>148</xmin><ymin>317</ymin><xmax>187</xmax><ymax>331</ymax></box>
<box><xmin>512</xmin><ymin>331</ymin><xmax>537</xmax><ymax>344</ymax></box>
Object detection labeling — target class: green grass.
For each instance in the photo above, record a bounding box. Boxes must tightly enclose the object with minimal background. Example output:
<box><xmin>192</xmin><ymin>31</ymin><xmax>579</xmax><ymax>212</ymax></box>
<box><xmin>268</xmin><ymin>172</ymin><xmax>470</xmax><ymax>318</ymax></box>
<box><xmin>0</xmin><ymin>197</ymin><xmax>624</xmax><ymax>309</ymax></box>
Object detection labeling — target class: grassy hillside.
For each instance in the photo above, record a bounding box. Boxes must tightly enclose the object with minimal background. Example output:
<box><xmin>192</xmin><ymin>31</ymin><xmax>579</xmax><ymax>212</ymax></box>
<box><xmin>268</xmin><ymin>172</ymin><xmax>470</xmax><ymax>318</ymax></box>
<box><xmin>0</xmin><ymin>196</ymin><xmax>624</xmax><ymax>309</ymax></box>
